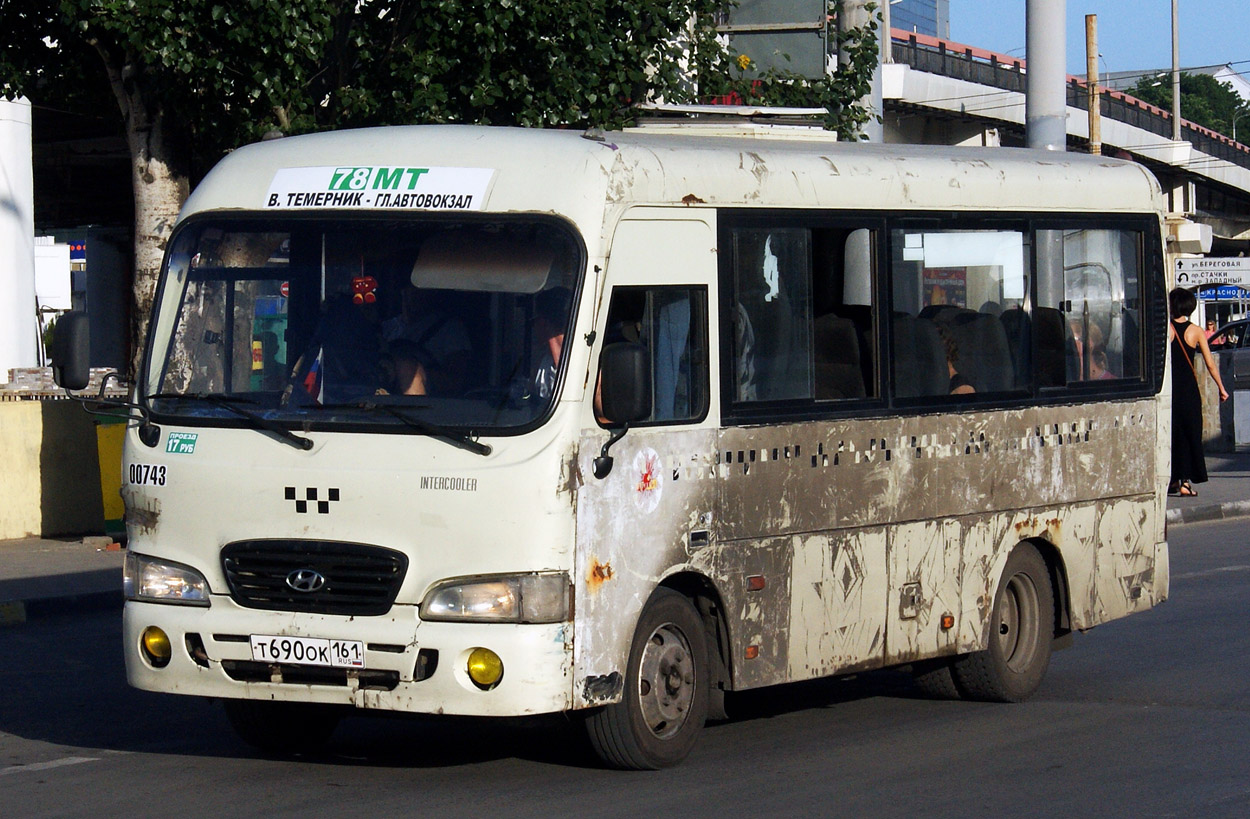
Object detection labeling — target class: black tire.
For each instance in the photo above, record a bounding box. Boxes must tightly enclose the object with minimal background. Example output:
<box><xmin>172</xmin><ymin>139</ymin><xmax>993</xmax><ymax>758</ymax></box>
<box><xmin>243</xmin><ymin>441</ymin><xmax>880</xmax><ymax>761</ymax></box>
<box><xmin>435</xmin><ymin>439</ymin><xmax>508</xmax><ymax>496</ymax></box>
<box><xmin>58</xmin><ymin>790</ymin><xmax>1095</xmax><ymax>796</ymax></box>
<box><xmin>585</xmin><ymin>588</ymin><xmax>709</xmax><ymax>770</ymax></box>
<box><xmin>951</xmin><ymin>544</ymin><xmax>1054</xmax><ymax>702</ymax></box>
<box><xmin>223</xmin><ymin>699</ymin><xmax>342</xmax><ymax>754</ymax></box>
<box><xmin>911</xmin><ymin>658</ymin><xmax>962</xmax><ymax>699</ymax></box>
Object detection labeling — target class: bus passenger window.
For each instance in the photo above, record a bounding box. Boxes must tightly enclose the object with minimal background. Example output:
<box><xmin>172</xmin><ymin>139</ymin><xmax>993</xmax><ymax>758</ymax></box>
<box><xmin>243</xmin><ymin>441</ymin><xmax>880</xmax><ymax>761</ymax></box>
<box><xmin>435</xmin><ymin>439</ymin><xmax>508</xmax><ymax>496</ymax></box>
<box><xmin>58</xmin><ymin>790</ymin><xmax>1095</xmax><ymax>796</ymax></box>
<box><xmin>725</xmin><ymin>223</ymin><xmax>879</xmax><ymax>410</ymax></box>
<box><xmin>889</xmin><ymin>229</ymin><xmax>1027</xmax><ymax>398</ymax></box>
<box><xmin>1035</xmin><ymin>227</ymin><xmax>1145</xmax><ymax>385</ymax></box>
<box><xmin>1063</xmin><ymin>229</ymin><xmax>1142</xmax><ymax>383</ymax></box>
<box><xmin>812</xmin><ymin>227</ymin><xmax>877</xmax><ymax>401</ymax></box>
<box><xmin>601</xmin><ymin>287</ymin><xmax>707</xmax><ymax>425</ymax></box>
<box><xmin>731</xmin><ymin>229</ymin><xmax>813</xmax><ymax>402</ymax></box>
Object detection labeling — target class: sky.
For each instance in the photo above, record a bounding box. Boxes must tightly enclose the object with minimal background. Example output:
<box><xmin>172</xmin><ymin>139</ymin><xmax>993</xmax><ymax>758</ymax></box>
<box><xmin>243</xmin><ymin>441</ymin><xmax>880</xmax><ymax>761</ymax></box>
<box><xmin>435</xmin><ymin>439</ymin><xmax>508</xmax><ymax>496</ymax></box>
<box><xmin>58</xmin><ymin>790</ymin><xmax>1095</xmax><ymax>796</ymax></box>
<box><xmin>947</xmin><ymin>0</ymin><xmax>1249</xmax><ymax>81</ymax></box>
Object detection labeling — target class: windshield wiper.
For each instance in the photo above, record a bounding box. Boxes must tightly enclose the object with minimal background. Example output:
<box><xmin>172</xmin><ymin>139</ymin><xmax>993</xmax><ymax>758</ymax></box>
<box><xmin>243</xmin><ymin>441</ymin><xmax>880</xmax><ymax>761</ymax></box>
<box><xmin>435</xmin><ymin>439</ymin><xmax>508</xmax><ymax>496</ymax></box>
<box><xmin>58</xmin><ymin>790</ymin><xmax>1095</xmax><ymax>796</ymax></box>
<box><xmin>148</xmin><ymin>393</ymin><xmax>313</xmax><ymax>451</ymax></box>
<box><xmin>340</xmin><ymin>400</ymin><xmax>492</xmax><ymax>456</ymax></box>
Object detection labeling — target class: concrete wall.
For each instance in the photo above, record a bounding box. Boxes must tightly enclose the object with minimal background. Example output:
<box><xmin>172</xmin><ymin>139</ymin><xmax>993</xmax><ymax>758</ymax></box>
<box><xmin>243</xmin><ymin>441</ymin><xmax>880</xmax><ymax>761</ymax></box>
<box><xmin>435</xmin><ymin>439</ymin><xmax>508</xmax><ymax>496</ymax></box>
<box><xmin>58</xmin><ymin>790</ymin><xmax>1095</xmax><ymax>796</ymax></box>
<box><xmin>0</xmin><ymin>400</ymin><xmax>106</xmax><ymax>539</ymax></box>
<box><xmin>1202</xmin><ymin>353</ymin><xmax>1233</xmax><ymax>452</ymax></box>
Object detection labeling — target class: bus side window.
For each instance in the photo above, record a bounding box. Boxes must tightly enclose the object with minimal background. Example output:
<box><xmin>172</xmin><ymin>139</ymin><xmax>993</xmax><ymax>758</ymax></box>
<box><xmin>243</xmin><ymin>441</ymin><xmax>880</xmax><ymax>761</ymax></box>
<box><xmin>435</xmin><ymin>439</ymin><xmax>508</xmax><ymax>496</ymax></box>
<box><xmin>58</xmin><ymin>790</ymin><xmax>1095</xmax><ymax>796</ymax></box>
<box><xmin>813</xmin><ymin>227</ymin><xmax>876</xmax><ymax>400</ymax></box>
<box><xmin>601</xmin><ymin>286</ymin><xmax>708</xmax><ymax>425</ymax></box>
<box><xmin>1038</xmin><ymin>227</ymin><xmax>1144</xmax><ymax>384</ymax></box>
<box><xmin>889</xmin><ymin>228</ymin><xmax>1026</xmax><ymax>398</ymax></box>
<box><xmin>731</xmin><ymin>229</ymin><xmax>813</xmax><ymax>402</ymax></box>
<box><xmin>726</xmin><ymin>223</ymin><xmax>880</xmax><ymax>409</ymax></box>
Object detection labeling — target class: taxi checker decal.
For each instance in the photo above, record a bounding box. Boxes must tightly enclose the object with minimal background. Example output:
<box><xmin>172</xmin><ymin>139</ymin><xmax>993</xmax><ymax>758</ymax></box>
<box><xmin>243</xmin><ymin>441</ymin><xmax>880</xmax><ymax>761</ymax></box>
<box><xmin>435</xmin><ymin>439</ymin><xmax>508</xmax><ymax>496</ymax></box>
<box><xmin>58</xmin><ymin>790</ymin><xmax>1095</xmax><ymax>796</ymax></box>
<box><xmin>265</xmin><ymin>166</ymin><xmax>494</xmax><ymax>211</ymax></box>
<box><xmin>286</xmin><ymin>486</ymin><xmax>340</xmax><ymax>514</ymax></box>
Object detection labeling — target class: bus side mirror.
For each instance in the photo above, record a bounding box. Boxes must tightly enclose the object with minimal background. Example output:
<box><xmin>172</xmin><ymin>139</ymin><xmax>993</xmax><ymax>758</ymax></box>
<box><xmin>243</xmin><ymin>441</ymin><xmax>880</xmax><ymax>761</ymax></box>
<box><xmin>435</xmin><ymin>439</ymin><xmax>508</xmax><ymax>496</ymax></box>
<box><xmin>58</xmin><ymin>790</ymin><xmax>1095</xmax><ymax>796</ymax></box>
<box><xmin>597</xmin><ymin>342</ymin><xmax>651</xmax><ymax>425</ymax></box>
<box><xmin>592</xmin><ymin>342</ymin><xmax>651</xmax><ymax>480</ymax></box>
<box><xmin>51</xmin><ymin>311</ymin><xmax>92</xmax><ymax>391</ymax></box>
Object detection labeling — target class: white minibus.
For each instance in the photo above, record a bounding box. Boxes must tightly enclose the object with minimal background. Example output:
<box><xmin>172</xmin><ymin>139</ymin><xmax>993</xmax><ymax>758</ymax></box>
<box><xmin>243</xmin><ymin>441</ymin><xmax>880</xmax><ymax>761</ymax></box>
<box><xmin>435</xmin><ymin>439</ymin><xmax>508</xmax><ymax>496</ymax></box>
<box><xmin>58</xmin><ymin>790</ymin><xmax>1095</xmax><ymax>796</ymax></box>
<box><xmin>60</xmin><ymin>123</ymin><xmax>1170</xmax><ymax>769</ymax></box>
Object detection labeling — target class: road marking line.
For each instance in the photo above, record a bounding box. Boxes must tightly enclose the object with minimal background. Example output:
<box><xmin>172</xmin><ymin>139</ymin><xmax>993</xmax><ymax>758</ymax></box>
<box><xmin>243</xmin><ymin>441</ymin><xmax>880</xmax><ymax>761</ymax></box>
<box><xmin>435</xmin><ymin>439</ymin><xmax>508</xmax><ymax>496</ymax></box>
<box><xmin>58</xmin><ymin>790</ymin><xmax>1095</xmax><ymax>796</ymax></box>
<box><xmin>1</xmin><ymin>756</ymin><xmax>100</xmax><ymax>776</ymax></box>
<box><xmin>1173</xmin><ymin>564</ymin><xmax>1250</xmax><ymax>580</ymax></box>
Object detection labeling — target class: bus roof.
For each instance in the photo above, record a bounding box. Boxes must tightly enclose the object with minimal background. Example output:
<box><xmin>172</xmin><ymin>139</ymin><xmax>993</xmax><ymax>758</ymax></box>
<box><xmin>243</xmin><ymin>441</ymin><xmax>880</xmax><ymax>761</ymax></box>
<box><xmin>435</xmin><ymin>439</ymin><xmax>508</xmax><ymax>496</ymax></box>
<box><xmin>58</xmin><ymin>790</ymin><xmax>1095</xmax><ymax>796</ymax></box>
<box><xmin>181</xmin><ymin>124</ymin><xmax>1163</xmax><ymax>224</ymax></box>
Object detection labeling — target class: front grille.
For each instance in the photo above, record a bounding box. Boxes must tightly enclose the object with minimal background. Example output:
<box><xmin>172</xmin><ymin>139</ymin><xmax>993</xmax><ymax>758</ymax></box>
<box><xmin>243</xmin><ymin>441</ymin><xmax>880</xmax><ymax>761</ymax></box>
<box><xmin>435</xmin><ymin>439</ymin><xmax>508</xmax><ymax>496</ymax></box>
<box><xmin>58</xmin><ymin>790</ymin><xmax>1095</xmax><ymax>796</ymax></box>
<box><xmin>221</xmin><ymin>539</ymin><xmax>408</xmax><ymax>616</ymax></box>
<box><xmin>222</xmin><ymin>660</ymin><xmax>400</xmax><ymax>690</ymax></box>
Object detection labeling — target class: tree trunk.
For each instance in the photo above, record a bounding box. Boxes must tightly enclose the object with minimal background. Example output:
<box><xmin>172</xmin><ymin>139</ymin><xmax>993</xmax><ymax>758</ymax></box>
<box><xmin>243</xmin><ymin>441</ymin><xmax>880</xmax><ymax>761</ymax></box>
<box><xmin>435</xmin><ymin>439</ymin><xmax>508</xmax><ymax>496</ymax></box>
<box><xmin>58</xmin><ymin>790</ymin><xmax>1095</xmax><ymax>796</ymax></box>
<box><xmin>95</xmin><ymin>44</ymin><xmax>189</xmax><ymax>383</ymax></box>
<box><xmin>126</xmin><ymin>117</ymin><xmax>187</xmax><ymax>383</ymax></box>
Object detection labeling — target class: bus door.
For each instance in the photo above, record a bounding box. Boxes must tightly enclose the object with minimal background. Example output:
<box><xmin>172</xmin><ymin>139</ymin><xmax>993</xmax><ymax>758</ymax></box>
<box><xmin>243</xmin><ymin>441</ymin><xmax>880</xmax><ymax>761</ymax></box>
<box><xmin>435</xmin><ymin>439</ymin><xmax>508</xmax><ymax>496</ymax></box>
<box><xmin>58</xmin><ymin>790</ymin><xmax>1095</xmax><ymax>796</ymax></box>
<box><xmin>572</xmin><ymin>214</ymin><xmax>718</xmax><ymax>707</ymax></box>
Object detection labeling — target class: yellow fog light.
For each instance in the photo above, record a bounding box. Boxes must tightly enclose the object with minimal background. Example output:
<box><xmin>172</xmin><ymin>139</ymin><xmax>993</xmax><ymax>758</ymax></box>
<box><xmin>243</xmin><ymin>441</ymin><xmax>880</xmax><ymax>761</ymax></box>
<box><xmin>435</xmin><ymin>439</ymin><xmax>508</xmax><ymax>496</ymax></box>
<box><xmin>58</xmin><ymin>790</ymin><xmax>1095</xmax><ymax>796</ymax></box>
<box><xmin>141</xmin><ymin>626</ymin><xmax>172</xmax><ymax>668</ymax></box>
<box><xmin>466</xmin><ymin>647</ymin><xmax>503</xmax><ymax>689</ymax></box>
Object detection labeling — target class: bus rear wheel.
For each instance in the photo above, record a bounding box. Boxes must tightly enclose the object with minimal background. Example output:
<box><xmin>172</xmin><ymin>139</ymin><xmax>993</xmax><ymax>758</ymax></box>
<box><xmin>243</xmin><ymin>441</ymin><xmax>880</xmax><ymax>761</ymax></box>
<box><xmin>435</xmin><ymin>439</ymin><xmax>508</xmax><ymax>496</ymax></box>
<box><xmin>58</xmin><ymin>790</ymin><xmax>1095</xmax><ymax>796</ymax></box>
<box><xmin>952</xmin><ymin>543</ymin><xmax>1054</xmax><ymax>702</ymax></box>
<box><xmin>585</xmin><ymin>588</ymin><xmax>709</xmax><ymax>769</ymax></box>
<box><xmin>223</xmin><ymin>699</ymin><xmax>341</xmax><ymax>754</ymax></box>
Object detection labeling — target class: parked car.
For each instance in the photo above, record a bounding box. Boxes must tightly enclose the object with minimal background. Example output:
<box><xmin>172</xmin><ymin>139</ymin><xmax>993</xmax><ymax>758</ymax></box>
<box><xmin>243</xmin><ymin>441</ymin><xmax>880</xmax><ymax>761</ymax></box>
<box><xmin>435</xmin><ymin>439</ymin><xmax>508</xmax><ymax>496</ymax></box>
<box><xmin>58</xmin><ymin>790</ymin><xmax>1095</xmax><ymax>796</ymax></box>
<box><xmin>1207</xmin><ymin>320</ymin><xmax>1250</xmax><ymax>350</ymax></box>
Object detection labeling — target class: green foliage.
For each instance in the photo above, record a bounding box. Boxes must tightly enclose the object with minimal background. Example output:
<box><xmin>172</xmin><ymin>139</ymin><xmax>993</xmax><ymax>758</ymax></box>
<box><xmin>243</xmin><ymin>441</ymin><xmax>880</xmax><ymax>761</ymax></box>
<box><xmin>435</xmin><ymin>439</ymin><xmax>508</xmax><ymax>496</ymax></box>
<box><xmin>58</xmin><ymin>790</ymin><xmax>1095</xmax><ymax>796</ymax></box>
<box><xmin>2</xmin><ymin>0</ymin><xmax>881</xmax><ymax>374</ymax></box>
<box><xmin>695</xmin><ymin>2</ymin><xmax>881</xmax><ymax>139</ymax></box>
<box><xmin>3</xmin><ymin>1</ymin><xmax>881</xmax><ymax>171</ymax></box>
<box><xmin>1127</xmin><ymin>71</ymin><xmax>1248</xmax><ymax>137</ymax></box>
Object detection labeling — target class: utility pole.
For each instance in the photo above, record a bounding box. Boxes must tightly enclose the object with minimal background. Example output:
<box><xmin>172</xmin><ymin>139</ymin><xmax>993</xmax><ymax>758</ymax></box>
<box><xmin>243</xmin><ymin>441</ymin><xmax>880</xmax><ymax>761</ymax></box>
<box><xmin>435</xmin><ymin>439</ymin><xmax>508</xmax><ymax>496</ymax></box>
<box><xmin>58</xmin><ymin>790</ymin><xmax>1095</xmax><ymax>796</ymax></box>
<box><xmin>839</xmin><ymin>0</ymin><xmax>883</xmax><ymax>141</ymax></box>
<box><xmin>880</xmin><ymin>0</ymin><xmax>893</xmax><ymax>64</ymax></box>
<box><xmin>1086</xmin><ymin>14</ymin><xmax>1101</xmax><ymax>155</ymax></box>
<box><xmin>1171</xmin><ymin>0</ymin><xmax>1181</xmax><ymax>141</ymax></box>
<box><xmin>1025</xmin><ymin>0</ymin><xmax>1066</xmax><ymax>151</ymax></box>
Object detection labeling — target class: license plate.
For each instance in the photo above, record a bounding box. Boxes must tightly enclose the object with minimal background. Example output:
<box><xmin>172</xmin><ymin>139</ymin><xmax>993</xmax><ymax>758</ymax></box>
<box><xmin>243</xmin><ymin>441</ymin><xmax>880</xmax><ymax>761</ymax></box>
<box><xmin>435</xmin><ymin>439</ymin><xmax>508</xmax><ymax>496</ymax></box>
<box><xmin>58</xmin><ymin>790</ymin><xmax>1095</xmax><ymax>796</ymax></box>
<box><xmin>249</xmin><ymin>634</ymin><xmax>364</xmax><ymax>668</ymax></box>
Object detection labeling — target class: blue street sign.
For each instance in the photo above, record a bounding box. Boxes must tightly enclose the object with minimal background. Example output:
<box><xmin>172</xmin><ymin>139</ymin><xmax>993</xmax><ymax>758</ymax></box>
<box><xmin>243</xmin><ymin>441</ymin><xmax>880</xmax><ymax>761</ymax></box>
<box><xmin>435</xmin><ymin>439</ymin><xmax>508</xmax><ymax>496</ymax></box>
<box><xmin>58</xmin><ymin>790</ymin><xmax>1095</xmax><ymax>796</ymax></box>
<box><xmin>1200</xmin><ymin>285</ymin><xmax>1250</xmax><ymax>300</ymax></box>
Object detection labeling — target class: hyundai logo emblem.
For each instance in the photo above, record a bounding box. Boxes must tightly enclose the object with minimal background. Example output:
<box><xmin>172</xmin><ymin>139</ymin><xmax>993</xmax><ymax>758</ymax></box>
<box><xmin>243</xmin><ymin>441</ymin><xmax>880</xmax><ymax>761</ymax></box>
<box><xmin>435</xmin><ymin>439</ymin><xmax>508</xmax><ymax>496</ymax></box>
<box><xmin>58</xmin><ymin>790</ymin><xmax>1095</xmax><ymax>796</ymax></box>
<box><xmin>285</xmin><ymin>568</ymin><xmax>326</xmax><ymax>593</ymax></box>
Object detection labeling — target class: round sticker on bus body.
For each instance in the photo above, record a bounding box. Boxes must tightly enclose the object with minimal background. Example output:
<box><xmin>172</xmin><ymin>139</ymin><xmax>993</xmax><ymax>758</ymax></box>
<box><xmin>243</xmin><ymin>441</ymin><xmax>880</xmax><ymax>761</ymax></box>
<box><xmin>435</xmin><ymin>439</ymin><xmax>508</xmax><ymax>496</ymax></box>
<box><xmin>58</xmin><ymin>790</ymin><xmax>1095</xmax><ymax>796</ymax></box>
<box><xmin>633</xmin><ymin>447</ymin><xmax>663</xmax><ymax>513</ymax></box>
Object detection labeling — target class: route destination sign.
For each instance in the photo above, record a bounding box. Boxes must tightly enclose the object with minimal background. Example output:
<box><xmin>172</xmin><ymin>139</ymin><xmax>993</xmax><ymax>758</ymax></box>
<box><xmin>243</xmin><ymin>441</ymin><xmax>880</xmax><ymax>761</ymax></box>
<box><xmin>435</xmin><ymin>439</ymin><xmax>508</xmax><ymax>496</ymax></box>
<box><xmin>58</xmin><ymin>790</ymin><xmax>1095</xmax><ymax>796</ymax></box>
<box><xmin>265</xmin><ymin>166</ymin><xmax>494</xmax><ymax>211</ymax></box>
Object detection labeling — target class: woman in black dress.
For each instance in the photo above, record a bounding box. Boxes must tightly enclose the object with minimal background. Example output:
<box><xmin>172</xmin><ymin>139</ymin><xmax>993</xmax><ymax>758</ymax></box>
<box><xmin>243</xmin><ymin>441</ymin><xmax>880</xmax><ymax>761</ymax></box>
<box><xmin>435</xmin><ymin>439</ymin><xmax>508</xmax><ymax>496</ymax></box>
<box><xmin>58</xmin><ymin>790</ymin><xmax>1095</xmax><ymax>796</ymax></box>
<box><xmin>1169</xmin><ymin>287</ymin><xmax>1229</xmax><ymax>496</ymax></box>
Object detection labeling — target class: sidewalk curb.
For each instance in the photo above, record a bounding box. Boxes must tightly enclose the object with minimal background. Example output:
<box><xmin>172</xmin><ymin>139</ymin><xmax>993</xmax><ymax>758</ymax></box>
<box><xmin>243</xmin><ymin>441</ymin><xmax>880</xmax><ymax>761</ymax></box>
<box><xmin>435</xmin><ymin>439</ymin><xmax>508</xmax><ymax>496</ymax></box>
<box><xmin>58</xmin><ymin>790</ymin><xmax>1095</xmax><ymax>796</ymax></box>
<box><xmin>0</xmin><ymin>590</ymin><xmax>122</xmax><ymax>627</ymax></box>
<box><xmin>1166</xmin><ymin>499</ymin><xmax>1250</xmax><ymax>526</ymax></box>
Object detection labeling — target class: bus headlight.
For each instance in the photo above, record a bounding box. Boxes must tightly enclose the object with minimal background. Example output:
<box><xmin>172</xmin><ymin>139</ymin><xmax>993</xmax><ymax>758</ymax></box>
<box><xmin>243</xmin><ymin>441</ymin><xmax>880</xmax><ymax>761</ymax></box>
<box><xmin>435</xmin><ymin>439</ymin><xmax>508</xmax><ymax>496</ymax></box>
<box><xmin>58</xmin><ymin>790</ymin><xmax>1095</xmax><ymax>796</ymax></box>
<box><xmin>420</xmin><ymin>572</ymin><xmax>571</xmax><ymax>623</ymax></box>
<box><xmin>124</xmin><ymin>552</ymin><xmax>211</xmax><ymax>606</ymax></box>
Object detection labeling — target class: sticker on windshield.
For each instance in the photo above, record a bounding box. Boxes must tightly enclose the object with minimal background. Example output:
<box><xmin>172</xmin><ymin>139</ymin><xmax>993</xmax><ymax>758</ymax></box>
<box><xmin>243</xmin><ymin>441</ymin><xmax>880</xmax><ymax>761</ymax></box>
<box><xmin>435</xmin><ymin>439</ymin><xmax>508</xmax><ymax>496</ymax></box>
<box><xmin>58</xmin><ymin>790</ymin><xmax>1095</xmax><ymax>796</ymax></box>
<box><xmin>166</xmin><ymin>432</ymin><xmax>198</xmax><ymax>454</ymax></box>
<box><xmin>265</xmin><ymin>166</ymin><xmax>494</xmax><ymax>211</ymax></box>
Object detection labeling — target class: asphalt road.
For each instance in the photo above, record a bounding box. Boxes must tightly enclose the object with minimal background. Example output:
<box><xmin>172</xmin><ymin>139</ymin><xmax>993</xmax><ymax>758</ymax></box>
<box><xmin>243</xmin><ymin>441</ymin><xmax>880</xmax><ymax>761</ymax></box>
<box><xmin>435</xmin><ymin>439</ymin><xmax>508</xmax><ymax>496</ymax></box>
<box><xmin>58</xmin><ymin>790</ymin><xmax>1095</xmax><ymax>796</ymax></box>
<box><xmin>2</xmin><ymin>521</ymin><xmax>1248</xmax><ymax>818</ymax></box>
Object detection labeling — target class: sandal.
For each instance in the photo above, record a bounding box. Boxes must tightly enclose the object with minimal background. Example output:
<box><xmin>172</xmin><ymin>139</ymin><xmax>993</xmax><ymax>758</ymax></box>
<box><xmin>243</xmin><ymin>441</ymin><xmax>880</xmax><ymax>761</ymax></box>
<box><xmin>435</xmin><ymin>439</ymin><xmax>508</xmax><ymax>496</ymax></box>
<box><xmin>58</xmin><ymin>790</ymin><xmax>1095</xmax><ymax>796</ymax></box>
<box><xmin>1179</xmin><ymin>481</ymin><xmax>1197</xmax><ymax>497</ymax></box>
<box><xmin>1168</xmin><ymin>482</ymin><xmax>1181</xmax><ymax>497</ymax></box>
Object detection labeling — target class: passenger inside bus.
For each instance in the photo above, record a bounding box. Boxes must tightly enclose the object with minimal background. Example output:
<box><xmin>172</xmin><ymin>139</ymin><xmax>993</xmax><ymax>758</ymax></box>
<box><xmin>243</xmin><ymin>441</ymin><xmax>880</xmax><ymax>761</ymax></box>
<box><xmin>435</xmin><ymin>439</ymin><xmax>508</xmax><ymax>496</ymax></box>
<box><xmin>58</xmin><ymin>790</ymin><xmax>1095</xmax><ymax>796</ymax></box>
<box><xmin>514</xmin><ymin>287</ymin><xmax>571</xmax><ymax>404</ymax></box>
<box><xmin>382</xmin><ymin>339</ymin><xmax>434</xmax><ymax>396</ymax></box>
<box><xmin>288</xmin><ymin>291</ymin><xmax>385</xmax><ymax>404</ymax></box>
<box><xmin>382</xmin><ymin>284</ymin><xmax>472</xmax><ymax>394</ymax></box>
<box><xmin>939</xmin><ymin>325</ymin><xmax>976</xmax><ymax>395</ymax></box>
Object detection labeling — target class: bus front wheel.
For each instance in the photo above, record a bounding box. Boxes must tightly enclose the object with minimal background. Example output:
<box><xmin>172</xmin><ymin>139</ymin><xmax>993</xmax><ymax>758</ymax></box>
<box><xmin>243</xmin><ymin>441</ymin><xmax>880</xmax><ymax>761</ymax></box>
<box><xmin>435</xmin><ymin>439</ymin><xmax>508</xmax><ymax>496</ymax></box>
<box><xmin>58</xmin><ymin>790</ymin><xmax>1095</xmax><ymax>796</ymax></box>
<box><xmin>952</xmin><ymin>543</ymin><xmax>1054</xmax><ymax>702</ymax></box>
<box><xmin>585</xmin><ymin>588</ymin><xmax>709</xmax><ymax>769</ymax></box>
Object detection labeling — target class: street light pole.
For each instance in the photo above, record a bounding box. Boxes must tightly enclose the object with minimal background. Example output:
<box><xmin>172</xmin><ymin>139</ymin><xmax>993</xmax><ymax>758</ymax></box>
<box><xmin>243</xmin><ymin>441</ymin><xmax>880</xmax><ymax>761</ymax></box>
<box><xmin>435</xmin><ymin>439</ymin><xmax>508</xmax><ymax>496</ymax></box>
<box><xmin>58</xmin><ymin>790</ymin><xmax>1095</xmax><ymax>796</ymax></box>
<box><xmin>1234</xmin><ymin>109</ymin><xmax>1249</xmax><ymax>144</ymax></box>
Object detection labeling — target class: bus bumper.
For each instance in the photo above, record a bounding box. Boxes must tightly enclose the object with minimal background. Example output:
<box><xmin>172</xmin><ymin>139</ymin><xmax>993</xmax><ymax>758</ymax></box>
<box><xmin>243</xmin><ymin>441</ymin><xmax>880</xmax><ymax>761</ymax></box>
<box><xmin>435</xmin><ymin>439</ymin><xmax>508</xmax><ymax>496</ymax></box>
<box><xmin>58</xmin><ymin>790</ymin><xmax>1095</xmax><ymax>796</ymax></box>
<box><xmin>123</xmin><ymin>597</ymin><xmax>574</xmax><ymax>717</ymax></box>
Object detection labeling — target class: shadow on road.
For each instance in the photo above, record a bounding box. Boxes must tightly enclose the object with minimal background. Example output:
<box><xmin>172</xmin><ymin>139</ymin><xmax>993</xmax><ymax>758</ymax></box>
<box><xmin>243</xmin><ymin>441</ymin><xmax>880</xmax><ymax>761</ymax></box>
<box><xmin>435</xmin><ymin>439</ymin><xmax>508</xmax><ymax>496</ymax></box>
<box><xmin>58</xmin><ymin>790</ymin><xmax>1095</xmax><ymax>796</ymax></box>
<box><xmin>0</xmin><ymin>610</ymin><xmax>928</xmax><ymax>771</ymax></box>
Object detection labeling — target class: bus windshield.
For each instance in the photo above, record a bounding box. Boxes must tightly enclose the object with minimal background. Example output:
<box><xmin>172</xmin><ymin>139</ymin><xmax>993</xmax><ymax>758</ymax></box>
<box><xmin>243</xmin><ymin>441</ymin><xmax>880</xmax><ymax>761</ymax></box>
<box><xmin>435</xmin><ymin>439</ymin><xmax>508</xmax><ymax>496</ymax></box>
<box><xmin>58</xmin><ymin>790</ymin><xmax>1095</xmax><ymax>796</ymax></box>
<box><xmin>145</xmin><ymin>216</ymin><xmax>582</xmax><ymax>433</ymax></box>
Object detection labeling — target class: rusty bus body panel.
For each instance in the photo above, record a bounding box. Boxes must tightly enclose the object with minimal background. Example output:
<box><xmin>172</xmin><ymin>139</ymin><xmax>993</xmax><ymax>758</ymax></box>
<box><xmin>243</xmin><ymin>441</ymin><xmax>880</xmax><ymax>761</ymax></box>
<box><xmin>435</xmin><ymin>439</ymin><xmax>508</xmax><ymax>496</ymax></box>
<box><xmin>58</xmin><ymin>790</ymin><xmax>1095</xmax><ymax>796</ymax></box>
<box><xmin>572</xmin><ymin>396</ymin><xmax>1166</xmax><ymax>702</ymax></box>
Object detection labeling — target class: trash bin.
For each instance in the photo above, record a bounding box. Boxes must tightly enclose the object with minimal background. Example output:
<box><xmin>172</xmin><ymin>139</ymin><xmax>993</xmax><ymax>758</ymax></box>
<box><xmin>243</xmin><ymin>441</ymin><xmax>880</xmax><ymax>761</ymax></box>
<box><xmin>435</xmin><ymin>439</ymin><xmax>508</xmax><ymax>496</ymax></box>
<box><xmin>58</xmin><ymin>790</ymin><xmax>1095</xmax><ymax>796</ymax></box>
<box><xmin>95</xmin><ymin>414</ymin><xmax>126</xmax><ymax>539</ymax></box>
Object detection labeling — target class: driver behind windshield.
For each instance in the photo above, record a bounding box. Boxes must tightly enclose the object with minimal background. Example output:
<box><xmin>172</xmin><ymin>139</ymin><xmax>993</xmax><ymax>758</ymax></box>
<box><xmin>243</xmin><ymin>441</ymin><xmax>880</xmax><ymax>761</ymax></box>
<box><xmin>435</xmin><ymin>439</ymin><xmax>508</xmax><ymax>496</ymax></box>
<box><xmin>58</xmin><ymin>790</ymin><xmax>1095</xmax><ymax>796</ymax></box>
<box><xmin>382</xmin><ymin>284</ymin><xmax>472</xmax><ymax>394</ymax></box>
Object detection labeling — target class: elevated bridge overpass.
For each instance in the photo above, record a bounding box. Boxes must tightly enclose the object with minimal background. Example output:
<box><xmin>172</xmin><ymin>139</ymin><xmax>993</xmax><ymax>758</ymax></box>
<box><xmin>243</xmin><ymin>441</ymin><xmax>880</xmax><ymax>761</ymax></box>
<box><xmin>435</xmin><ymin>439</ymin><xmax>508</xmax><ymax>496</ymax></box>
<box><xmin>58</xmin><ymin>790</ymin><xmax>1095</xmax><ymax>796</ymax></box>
<box><xmin>883</xmin><ymin>30</ymin><xmax>1250</xmax><ymax>255</ymax></box>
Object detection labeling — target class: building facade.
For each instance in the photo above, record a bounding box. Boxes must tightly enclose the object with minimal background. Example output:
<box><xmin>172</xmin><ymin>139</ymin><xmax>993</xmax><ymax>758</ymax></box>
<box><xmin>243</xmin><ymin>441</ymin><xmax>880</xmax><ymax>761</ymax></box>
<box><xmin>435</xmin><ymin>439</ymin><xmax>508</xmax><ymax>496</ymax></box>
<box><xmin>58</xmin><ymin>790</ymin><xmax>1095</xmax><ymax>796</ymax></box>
<box><xmin>890</xmin><ymin>0</ymin><xmax>950</xmax><ymax>39</ymax></box>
